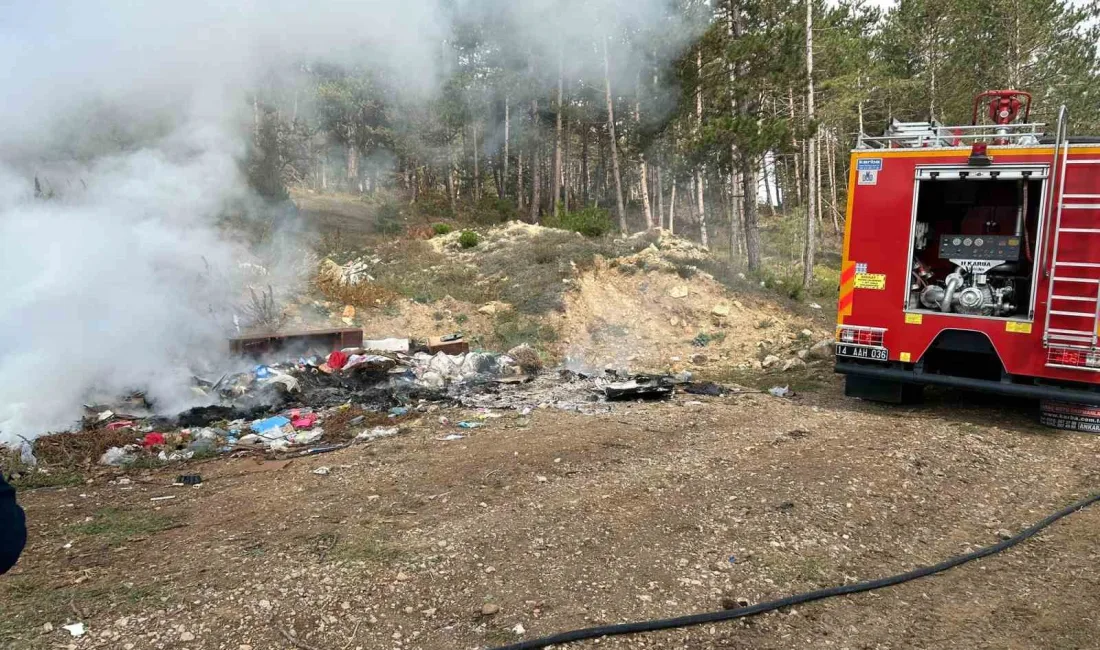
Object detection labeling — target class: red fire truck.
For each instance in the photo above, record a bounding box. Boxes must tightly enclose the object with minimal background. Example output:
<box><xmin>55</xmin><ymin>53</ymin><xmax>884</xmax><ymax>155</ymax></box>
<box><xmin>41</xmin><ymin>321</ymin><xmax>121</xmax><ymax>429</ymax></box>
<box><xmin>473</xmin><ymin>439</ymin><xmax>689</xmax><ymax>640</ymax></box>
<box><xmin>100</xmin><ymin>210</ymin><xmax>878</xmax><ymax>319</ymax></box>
<box><xmin>835</xmin><ymin>90</ymin><xmax>1100</xmax><ymax>428</ymax></box>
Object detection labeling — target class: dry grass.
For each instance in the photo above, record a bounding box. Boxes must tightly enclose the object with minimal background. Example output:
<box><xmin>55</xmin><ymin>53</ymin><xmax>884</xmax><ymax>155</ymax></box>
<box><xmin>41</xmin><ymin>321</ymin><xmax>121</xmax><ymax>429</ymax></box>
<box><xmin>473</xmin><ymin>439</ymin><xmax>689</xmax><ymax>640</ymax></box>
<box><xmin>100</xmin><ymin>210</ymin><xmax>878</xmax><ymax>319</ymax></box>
<box><xmin>31</xmin><ymin>428</ymin><xmax>139</xmax><ymax>467</ymax></box>
<box><xmin>69</xmin><ymin>507</ymin><xmax>181</xmax><ymax>546</ymax></box>
<box><xmin>242</xmin><ymin>285</ymin><xmax>287</xmax><ymax>333</ymax></box>
<box><xmin>314</xmin><ymin>275</ymin><xmax>400</xmax><ymax>309</ymax></box>
<box><xmin>317</xmin><ymin>407</ymin><xmax>392</xmax><ymax>441</ymax></box>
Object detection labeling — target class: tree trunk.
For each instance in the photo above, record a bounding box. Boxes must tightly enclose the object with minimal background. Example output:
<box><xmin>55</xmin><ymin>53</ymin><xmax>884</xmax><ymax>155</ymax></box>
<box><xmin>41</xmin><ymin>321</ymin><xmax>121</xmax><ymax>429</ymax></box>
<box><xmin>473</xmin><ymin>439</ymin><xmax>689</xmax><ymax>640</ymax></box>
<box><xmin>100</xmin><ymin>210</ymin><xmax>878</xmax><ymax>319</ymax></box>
<box><xmin>788</xmin><ymin>87</ymin><xmax>802</xmax><ymax>205</ymax></box>
<box><xmin>802</xmin><ymin>0</ymin><xmax>817</xmax><ymax>289</ymax></box>
<box><xmin>597</xmin><ymin>125</ymin><xmax>607</xmax><ymax>204</ymax></box>
<box><xmin>928</xmin><ymin>23</ymin><xmax>938</xmax><ymax>118</ymax></box>
<box><xmin>517</xmin><ymin>150</ymin><xmax>525</xmax><ymax>209</ymax></box>
<box><xmin>695</xmin><ymin>171</ymin><xmax>707</xmax><ymax>246</ymax></box>
<box><xmin>635</xmin><ymin>81</ymin><xmax>654</xmax><ymax>229</ymax></box>
<box><xmin>856</xmin><ymin>76</ymin><xmax>864</xmax><ymax>135</ymax></box>
<box><xmin>726</xmin><ymin>0</ymin><xmax>744</xmax><ymax>250</ymax></box>
<box><xmin>639</xmin><ymin>160</ymin><xmax>653</xmax><ymax>230</ymax></box>
<box><xmin>655</xmin><ymin>165</ymin><xmax>664</xmax><ymax>229</ymax></box>
<box><xmin>815</xmin><ymin>135</ymin><xmax>824</xmax><ymax>226</ymax></box>
<box><xmin>735</xmin><ymin>173</ymin><xmax>746</xmax><ymax>257</ymax></box>
<box><xmin>651</xmin><ymin>61</ymin><xmax>664</xmax><ymax>229</ymax></box>
<box><xmin>530</xmin><ymin>99</ymin><xmax>541</xmax><ymax>223</ymax></box>
<box><xmin>552</xmin><ymin>53</ymin><xmax>564</xmax><ymax>216</ymax></box>
<box><xmin>603</xmin><ymin>37</ymin><xmax>627</xmax><ymax>232</ymax></box>
<box><xmin>756</xmin><ymin>155</ymin><xmax>769</xmax><ymax>216</ymax></box>
<box><xmin>446</xmin><ymin>159</ymin><xmax>456</xmax><ymax>214</ymax></box>
<box><xmin>827</xmin><ymin>129</ymin><xmax>840</xmax><ymax>232</ymax></box>
<box><xmin>695</xmin><ymin>48</ymin><xmax>708</xmax><ymax>247</ymax></box>
<box><xmin>669</xmin><ymin>183</ymin><xmax>677</xmax><ymax>235</ymax></box>
<box><xmin>564</xmin><ymin>113</ymin><xmax>572</xmax><ymax>211</ymax></box>
<box><xmin>688</xmin><ymin>174</ymin><xmax>698</xmax><ymax>224</ymax></box>
<box><xmin>742</xmin><ymin>158</ymin><xmax>760</xmax><ymax>271</ymax></box>
<box><xmin>346</xmin><ymin>143</ymin><xmax>359</xmax><ymax>188</ymax></box>
<box><xmin>581</xmin><ymin>126</ymin><xmax>590</xmax><ymax>205</ymax></box>
<box><xmin>504</xmin><ymin>97</ymin><xmax>511</xmax><ymax>199</ymax></box>
<box><xmin>473</xmin><ymin>123</ymin><xmax>481</xmax><ymax>201</ymax></box>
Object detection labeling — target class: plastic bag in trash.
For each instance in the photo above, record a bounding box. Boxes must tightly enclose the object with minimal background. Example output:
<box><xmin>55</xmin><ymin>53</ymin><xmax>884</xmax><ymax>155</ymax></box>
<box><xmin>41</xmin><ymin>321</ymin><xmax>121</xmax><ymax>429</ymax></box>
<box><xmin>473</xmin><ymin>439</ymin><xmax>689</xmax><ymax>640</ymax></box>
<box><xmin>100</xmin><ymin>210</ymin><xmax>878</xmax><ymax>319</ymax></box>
<box><xmin>99</xmin><ymin>446</ymin><xmax>137</xmax><ymax>466</ymax></box>
<box><xmin>251</xmin><ymin>416</ymin><xmax>290</xmax><ymax>433</ymax></box>
<box><xmin>292</xmin><ymin>413</ymin><xmax>318</xmax><ymax>429</ymax></box>
<box><xmin>19</xmin><ymin>442</ymin><xmax>37</xmax><ymax>467</ymax></box>
<box><xmin>267</xmin><ymin>373</ymin><xmax>301</xmax><ymax>393</ymax></box>
<box><xmin>289</xmin><ymin>428</ymin><xmax>325</xmax><ymax>445</ymax></box>
<box><xmin>418</xmin><ymin>371</ymin><xmax>445</xmax><ymax>388</ymax></box>
<box><xmin>356</xmin><ymin>426</ymin><xmax>400</xmax><ymax>441</ymax></box>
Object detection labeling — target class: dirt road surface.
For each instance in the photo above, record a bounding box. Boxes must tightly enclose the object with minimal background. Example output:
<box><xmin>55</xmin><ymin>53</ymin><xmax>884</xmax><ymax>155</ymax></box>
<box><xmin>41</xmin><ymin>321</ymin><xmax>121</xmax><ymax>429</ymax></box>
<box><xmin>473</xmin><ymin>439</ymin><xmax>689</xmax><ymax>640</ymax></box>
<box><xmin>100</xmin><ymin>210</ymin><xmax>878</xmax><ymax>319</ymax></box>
<box><xmin>5</xmin><ymin>378</ymin><xmax>1100</xmax><ymax>649</ymax></box>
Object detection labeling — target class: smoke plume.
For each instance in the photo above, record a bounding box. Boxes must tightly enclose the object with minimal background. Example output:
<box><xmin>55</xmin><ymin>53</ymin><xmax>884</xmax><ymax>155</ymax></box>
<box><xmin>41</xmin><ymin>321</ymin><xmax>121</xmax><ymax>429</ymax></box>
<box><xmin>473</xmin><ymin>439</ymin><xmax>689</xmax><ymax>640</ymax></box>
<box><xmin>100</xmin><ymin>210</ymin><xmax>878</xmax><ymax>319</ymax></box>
<box><xmin>0</xmin><ymin>0</ymin><xmax>700</xmax><ymax>442</ymax></box>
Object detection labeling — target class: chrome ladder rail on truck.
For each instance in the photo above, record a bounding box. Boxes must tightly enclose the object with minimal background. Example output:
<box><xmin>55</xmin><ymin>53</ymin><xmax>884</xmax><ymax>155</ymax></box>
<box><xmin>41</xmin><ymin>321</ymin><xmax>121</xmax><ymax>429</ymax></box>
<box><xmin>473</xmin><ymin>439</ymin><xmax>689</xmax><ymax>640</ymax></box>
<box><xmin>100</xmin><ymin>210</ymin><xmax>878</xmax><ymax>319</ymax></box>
<box><xmin>1043</xmin><ymin>105</ymin><xmax>1100</xmax><ymax>356</ymax></box>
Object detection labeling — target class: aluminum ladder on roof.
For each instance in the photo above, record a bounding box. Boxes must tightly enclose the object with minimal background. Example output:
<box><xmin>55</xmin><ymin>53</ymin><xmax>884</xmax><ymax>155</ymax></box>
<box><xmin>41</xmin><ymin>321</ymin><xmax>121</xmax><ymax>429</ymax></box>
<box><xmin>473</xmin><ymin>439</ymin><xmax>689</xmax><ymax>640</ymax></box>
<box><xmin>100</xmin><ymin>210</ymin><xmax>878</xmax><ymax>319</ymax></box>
<box><xmin>1043</xmin><ymin>105</ymin><xmax>1100</xmax><ymax>350</ymax></box>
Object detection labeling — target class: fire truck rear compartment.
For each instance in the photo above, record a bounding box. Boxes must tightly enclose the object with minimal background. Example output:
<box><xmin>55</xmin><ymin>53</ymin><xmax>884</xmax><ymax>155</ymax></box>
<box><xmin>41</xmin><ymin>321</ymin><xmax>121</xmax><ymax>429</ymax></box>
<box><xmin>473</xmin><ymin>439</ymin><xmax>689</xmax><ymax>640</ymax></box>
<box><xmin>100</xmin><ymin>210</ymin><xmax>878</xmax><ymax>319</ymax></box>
<box><xmin>908</xmin><ymin>177</ymin><xmax>1043</xmax><ymax>320</ymax></box>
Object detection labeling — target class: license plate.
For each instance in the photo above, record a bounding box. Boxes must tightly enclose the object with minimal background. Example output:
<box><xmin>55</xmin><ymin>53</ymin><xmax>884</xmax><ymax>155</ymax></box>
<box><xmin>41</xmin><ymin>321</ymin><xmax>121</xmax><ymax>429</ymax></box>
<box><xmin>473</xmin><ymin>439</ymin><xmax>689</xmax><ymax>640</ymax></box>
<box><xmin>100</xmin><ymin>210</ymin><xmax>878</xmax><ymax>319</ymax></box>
<box><xmin>836</xmin><ymin>344</ymin><xmax>889</xmax><ymax>362</ymax></box>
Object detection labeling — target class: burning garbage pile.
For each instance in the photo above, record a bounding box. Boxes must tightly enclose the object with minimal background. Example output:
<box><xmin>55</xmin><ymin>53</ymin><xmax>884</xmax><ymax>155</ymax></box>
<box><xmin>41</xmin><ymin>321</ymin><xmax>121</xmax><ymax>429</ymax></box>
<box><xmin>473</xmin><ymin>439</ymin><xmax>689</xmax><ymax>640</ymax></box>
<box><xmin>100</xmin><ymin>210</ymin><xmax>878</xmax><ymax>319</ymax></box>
<box><xmin>21</xmin><ymin>328</ymin><xmax>737</xmax><ymax>469</ymax></box>
<box><xmin>458</xmin><ymin>367</ymin><xmax>732</xmax><ymax>414</ymax></box>
<box><xmin>82</xmin><ymin>335</ymin><xmax>531</xmax><ymax>465</ymax></box>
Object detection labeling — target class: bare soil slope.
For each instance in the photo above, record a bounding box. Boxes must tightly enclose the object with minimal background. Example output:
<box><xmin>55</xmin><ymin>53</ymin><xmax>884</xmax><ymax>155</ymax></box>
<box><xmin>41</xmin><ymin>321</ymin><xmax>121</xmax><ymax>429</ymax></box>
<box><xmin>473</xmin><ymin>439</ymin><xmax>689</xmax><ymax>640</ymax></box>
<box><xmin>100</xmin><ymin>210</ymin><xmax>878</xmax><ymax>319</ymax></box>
<box><xmin>312</xmin><ymin>222</ymin><xmax>826</xmax><ymax>370</ymax></box>
<box><xmin>560</xmin><ymin>252</ymin><xmax>820</xmax><ymax>371</ymax></box>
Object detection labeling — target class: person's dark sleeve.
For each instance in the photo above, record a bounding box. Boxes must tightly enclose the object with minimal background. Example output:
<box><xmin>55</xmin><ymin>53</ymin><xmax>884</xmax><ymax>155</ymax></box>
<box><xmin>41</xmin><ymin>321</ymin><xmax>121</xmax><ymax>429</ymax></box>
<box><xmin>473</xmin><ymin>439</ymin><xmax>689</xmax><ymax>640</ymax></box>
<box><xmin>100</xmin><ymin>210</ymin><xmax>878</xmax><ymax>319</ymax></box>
<box><xmin>0</xmin><ymin>473</ymin><xmax>27</xmax><ymax>574</ymax></box>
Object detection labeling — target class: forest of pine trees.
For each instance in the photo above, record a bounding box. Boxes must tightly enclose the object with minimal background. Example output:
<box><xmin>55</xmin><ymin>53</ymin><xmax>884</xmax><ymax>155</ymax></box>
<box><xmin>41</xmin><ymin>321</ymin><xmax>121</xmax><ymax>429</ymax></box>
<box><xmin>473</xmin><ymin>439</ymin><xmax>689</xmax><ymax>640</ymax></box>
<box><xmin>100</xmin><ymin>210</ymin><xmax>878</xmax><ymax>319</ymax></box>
<box><xmin>248</xmin><ymin>0</ymin><xmax>1100</xmax><ymax>280</ymax></box>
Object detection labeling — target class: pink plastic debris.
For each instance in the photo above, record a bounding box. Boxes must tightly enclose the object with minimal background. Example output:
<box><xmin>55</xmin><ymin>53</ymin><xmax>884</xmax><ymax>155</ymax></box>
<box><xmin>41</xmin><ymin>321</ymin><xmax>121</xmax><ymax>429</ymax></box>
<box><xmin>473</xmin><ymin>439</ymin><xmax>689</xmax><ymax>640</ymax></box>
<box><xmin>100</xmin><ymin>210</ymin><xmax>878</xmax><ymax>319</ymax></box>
<box><xmin>292</xmin><ymin>413</ymin><xmax>318</xmax><ymax>430</ymax></box>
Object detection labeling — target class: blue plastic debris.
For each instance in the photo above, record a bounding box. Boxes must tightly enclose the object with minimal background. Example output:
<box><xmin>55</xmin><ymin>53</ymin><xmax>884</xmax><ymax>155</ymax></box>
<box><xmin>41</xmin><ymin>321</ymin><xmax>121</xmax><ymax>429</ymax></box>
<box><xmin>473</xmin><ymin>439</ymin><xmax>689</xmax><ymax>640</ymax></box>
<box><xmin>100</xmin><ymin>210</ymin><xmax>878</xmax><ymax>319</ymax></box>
<box><xmin>251</xmin><ymin>415</ymin><xmax>290</xmax><ymax>433</ymax></box>
<box><xmin>457</xmin><ymin>422</ymin><xmax>483</xmax><ymax>429</ymax></box>
<box><xmin>254</xmin><ymin>365</ymin><xmax>274</xmax><ymax>379</ymax></box>
<box><xmin>388</xmin><ymin>406</ymin><xmax>409</xmax><ymax>418</ymax></box>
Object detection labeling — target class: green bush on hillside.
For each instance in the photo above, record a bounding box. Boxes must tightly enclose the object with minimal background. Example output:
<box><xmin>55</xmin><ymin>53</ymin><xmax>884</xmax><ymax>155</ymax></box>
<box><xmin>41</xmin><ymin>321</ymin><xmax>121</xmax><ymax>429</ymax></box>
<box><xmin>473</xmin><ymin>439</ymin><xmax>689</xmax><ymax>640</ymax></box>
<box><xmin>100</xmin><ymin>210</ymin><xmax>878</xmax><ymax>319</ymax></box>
<box><xmin>458</xmin><ymin>230</ymin><xmax>480</xmax><ymax>248</ymax></box>
<box><xmin>543</xmin><ymin>207</ymin><xmax>614</xmax><ymax>238</ymax></box>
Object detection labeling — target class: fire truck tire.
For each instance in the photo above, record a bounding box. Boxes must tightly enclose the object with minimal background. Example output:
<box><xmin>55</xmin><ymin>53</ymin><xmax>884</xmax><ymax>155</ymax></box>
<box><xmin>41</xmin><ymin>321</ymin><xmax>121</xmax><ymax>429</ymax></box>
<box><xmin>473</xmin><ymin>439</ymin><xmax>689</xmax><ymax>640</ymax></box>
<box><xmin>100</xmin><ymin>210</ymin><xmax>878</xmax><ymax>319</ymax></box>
<box><xmin>1040</xmin><ymin>401</ymin><xmax>1100</xmax><ymax>434</ymax></box>
<box><xmin>844</xmin><ymin>375</ymin><xmax>924</xmax><ymax>404</ymax></box>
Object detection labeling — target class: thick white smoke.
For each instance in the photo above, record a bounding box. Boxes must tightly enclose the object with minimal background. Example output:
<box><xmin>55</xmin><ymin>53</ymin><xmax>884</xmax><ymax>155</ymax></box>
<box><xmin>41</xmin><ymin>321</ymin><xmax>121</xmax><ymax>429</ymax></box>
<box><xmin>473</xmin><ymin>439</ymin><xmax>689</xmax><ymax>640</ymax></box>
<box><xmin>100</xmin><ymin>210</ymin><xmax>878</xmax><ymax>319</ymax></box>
<box><xmin>0</xmin><ymin>1</ymin><xmax>448</xmax><ymax>441</ymax></box>
<box><xmin>0</xmin><ymin>0</ymin><xmax>699</xmax><ymax>442</ymax></box>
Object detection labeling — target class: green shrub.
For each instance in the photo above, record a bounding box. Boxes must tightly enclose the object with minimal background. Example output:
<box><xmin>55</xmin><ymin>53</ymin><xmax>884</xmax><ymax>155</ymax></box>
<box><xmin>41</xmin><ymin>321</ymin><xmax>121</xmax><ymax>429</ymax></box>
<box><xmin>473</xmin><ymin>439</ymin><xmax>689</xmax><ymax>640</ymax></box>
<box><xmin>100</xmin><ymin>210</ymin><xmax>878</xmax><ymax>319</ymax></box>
<box><xmin>373</xmin><ymin>198</ymin><xmax>404</xmax><ymax>234</ymax></box>
<box><xmin>811</xmin><ymin>264</ymin><xmax>841</xmax><ymax>299</ymax></box>
<box><xmin>459</xmin><ymin>230</ymin><xmax>480</xmax><ymax>248</ymax></box>
<box><xmin>692</xmin><ymin>332</ymin><xmax>713</xmax><ymax>347</ymax></box>
<box><xmin>470</xmin><ymin>196</ymin><xmax>519</xmax><ymax>225</ymax></box>
<box><xmin>432</xmin><ymin>223</ymin><xmax>453</xmax><ymax>236</ymax></box>
<box><xmin>544</xmin><ymin>207</ymin><xmax>615</xmax><ymax>237</ymax></box>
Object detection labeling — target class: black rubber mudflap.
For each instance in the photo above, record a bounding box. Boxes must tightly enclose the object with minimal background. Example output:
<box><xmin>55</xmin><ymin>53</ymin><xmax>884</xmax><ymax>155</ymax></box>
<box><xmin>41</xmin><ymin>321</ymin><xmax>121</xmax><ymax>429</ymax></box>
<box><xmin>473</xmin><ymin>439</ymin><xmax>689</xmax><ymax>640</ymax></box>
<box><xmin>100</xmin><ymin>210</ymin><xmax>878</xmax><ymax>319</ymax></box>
<box><xmin>844</xmin><ymin>374</ymin><xmax>924</xmax><ymax>404</ymax></box>
<box><xmin>1040</xmin><ymin>401</ymin><xmax>1100</xmax><ymax>433</ymax></box>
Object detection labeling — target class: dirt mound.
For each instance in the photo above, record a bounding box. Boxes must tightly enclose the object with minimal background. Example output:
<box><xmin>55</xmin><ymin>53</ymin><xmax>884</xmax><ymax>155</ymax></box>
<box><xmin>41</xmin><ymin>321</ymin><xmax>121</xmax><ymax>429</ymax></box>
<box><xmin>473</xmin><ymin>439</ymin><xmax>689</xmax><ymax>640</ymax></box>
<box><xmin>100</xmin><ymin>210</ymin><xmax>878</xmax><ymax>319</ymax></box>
<box><xmin>557</xmin><ymin>253</ymin><xmax>824</xmax><ymax>373</ymax></box>
<box><xmin>427</xmin><ymin>220</ymin><xmax>554</xmax><ymax>255</ymax></box>
<box><xmin>303</xmin><ymin>223</ymin><xmax>826</xmax><ymax>373</ymax></box>
<box><xmin>282</xmin><ymin>294</ymin><xmax>493</xmax><ymax>345</ymax></box>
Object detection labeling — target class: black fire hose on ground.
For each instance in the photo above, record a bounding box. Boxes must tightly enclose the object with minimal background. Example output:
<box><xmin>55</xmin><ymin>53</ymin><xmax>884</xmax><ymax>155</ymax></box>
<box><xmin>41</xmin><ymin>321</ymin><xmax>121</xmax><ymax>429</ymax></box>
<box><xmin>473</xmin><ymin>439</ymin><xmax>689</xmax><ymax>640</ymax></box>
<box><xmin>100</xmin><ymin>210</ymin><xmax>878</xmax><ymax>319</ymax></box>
<box><xmin>491</xmin><ymin>491</ymin><xmax>1100</xmax><ymax>650</ymax></box>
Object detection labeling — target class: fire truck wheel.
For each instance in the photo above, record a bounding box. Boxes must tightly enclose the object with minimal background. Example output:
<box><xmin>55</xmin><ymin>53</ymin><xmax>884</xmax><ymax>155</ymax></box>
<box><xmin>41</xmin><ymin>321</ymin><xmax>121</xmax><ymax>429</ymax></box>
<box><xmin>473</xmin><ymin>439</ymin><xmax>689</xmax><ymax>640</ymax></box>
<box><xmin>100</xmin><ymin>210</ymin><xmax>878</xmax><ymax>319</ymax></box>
<box><xmin>844</xmin><ymin>375</ymin><xmax>924</xmax><ymax>405</ymax></box>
